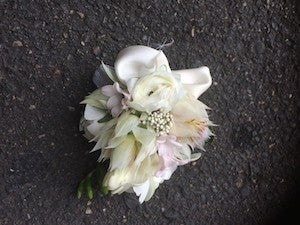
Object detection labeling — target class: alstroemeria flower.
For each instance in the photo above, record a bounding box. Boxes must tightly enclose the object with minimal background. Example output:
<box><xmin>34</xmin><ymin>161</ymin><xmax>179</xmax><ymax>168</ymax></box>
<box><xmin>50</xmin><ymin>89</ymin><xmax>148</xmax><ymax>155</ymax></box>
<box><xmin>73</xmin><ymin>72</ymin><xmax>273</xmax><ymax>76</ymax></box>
<box><xmin>101</xmin><ymin>82</ymin><xmax>130</xmax><ymax>117</ymax></box>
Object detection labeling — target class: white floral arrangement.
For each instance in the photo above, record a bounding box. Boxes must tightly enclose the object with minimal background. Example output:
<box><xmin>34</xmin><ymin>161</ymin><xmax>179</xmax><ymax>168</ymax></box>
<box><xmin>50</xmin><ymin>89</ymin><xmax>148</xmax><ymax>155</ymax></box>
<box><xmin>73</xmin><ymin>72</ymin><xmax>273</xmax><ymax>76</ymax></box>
<box><xmin>78</xmin><ymin>45</ymin><xmax>214</xmax><ymax>203</ymax></box>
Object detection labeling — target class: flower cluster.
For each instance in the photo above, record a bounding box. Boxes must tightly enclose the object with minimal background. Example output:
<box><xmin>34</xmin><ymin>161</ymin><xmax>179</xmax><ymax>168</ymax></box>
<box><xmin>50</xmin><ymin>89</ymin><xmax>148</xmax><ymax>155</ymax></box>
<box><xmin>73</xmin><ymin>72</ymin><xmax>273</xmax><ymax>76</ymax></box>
<box><xmin>80</xmin><ymin>45</ymin><xmax>213</xmax><ymax>203</ymax></box>
<box><xmin>142</xmin><ymin>110</ymin><xmax>173</xmax><ymax>136</ymax></box>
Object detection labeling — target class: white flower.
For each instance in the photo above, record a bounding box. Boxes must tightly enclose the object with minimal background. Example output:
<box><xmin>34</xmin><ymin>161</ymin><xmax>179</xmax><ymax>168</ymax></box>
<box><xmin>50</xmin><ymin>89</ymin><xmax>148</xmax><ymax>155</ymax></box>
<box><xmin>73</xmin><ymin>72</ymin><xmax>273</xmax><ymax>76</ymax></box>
<box><xmin>129</xmin><ymin>71</ymin><xmax>183</xmax><ymax>113</ymax></box>
<box><xmin>114</xmin><ymin>45</ymin><xmax>212</xmax><ymax>100</ymax></box>
<box><xmin>79</xmin><ymin>45</ymin><xmax>214</xmax><ymax>204</ymax></box>
<box><xmin>170</xmin><ymin>94</ymin><xmax>214</xmax><ymax>149</ymax></box>
<box><xmin>80</xmin><ymin>104</ymin><xmax>106</xmax><ymax>140</ymax></box>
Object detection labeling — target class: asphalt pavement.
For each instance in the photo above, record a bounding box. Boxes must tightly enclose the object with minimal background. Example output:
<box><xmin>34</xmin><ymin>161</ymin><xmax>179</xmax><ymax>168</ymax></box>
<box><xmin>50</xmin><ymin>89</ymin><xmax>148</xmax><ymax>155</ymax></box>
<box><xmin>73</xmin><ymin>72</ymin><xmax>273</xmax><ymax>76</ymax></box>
<box><xmin>0</xmin><ymin>1</ymin><xmax>299</xmax><ymax>224</ymax></box>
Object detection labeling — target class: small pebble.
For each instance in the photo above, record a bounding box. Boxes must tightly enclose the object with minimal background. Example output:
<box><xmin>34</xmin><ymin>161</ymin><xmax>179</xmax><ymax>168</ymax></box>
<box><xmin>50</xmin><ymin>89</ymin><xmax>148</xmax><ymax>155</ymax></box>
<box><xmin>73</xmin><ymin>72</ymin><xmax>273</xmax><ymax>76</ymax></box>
<box><xmin>93</xmin><ymin>46</ymin><xmax>101</xmax><ymax>55</ymax></box>
<box><xmin>85</xmin><ymin>207</ymin><xmax>92</xmax><ymax>215</ymax></box>
<box><xmin>29</xmin><ymin>105</ymin><xmax>36</xmax><ymax>110</ymax></box>
<box><xmin>38</xmin><ymin>134</ymin><xmax>45</xmax><ymax>139</ymax></box>
<box><xmin>12</xmin><ymin>40</ymin><xmax>23</xmax><ymax>47</ymax></box>
<box><xmin>53</xmin><ymin>69</ymin><xmax>60</xmax><ymax>75</ymax></box>
<box><xmin>191</xmin><ymin>27</ymin><xmax>195</xmax><ymax>37</ymax></box>
<box><xmin>77</xmin><ymin>11</ymin><xmax>85</xmax><ymax>19</ymax></box>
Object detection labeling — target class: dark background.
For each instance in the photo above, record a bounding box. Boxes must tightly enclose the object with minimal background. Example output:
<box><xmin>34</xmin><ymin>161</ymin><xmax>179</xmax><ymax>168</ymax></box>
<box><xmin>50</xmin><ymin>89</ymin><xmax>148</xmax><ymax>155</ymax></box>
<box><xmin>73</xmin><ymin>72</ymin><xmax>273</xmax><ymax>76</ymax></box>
<box><xmin>0</xmin><ymin>0</ymin><xmax>299</xmax><ymax>224</ymax></box>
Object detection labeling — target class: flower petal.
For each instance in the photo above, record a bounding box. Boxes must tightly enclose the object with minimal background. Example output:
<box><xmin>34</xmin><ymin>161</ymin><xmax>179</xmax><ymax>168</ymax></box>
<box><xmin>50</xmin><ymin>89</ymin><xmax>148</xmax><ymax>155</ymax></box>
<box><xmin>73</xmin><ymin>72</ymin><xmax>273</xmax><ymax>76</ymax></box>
<box><xmin>133</xmin><ymin>179</ymin><xmax>150</xmax><ymax>204</ymax></box>
<box><xmin>156</xmin><ymin>166</ymin><xmax>177</xmax><ymax>180</ymax></box>
<box><xmin>114</xmin><ymin>111</ymin><xmax>140</xmax><ymax>137</ymax></box>
<box><xmin>87</xmin><ymin>121</ymin><xmax>104</xmax><ymax>137</ymax></box>
<box><xmin>113</xmin><ymin>82</ymin><xmax>123</xmax><ymax>94</ymax></box>
<box><xmin>144</xmin><ymin>178</ymin><xmax>160</xmax><ymax>202</ymax></box>
<box><xmin>107</xmin><ymin>95</ymin><xmax>122</xmax><ymax>109</ymax></box>
<box><xmin>114</xmin><ymin>45</ymin><xmax>171</xmax><ymax>84</ymax></box>
<box><xmin>110</xmin><ymin>135</ymin><xmax>136</xmax><ymax>170</ymax></box>
<box><xmin>84</xmin><ymin>105</ymin><xmax>106</xmax><ymax>121</ymax></box>
<box><xmin>101</xmin><ymin>85</ymin><xmax>118</xmax><ymax>97</ymax></box>
<box><xmin>126</xmin><ymin>77</ymin><xmax>139</xmax><ymax>93</ymax></box>
<box><xmin>111</xmin><ymin>104</ymin><xmax>123</xmax><ymax>117</ymax></box>
<box><xmin>174</xmin><ymin>66</ymin><xmax>212</xmax><ymax>99</ymax></box>
<box><xmin>132</xmin><ymin>127</ymin><xmax>156</xmax><ymax>146</ymax></box>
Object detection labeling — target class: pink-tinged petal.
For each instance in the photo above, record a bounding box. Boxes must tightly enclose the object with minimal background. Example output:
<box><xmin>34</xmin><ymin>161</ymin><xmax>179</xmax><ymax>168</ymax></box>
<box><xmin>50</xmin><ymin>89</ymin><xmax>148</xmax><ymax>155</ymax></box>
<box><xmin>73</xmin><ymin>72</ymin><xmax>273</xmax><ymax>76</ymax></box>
<box><xmin>107</xmin><ymin>95</ymin><xmax>122</xmax><ymax>108</ymax></box>
<box><xmin>113</xmin><ymin>82</ymin><xmax>123</xmax><ymax>94</ymax></box>
<box><xmin>168</xmin><ymin>135</ymin><xmax>177</xmax><ymax>141</ymax></box>
<box><xmin>155</xmin><ymin>134</ymin><xmax>190</xmax><ymax>178</ymax></box>
<box><xmin>156</xmin><ymin>166</ymin><xmax>177</xmax><ymax>180</ymax></box>
<box><xmin>121</xmin><ymin>98</ymin><xmax>128</xmax><ymax>109</ymax></box>
<box><xmin>198</xmin><ymin>127</ymin><xmax>210</xmax><ymax>142</ymax></box>
<box><xmin>157</xmin><ymin>144</ymin><xmax>170</xmax><ymax>157</ymax></box>
<box><xmin>169</xmin><ymin>139</ymin><xmax>182</xmax><ymax>148</ymax></box>
<box><xmin>122</xmin><ymin>91</ymin><xmax>131</xmax><ymax>101</ymax></box>
<box><xmin>156</xmin><ymin>135</ymin><xmax>167</xmax><ymax>144</ymax></box>
<box><xmin>101</xmin><ymin>85</ymin><xmax>118</xmax><ymax>97</ymax></box>
<box><xmin>111</xmin><ymin>105</ymin><xmax>123</xmax><ymax>117</ymax></box>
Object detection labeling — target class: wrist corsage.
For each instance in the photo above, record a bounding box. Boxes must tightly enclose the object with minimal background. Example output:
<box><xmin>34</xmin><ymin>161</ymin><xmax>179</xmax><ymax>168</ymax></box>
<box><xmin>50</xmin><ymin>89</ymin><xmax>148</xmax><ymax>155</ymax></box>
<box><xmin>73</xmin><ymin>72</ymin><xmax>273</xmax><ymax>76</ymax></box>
<box><xmin>78</xmin><ymin>45</ymin><xmax>214</xmax><ymax>203</ymax></box>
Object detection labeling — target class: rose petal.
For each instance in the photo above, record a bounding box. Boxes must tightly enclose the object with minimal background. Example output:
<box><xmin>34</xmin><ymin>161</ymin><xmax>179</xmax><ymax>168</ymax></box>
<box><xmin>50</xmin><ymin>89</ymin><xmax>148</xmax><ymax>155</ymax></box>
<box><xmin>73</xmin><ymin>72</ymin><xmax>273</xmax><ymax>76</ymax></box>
<box><xmin>114</xmin><ymin>45</ymin><xmax>171</xmax><ymax>84</ymax></box>
<box><xmin>173</xmin><ymin>66</ymin><xmax>212</xmax><ymax>99</ymax></box>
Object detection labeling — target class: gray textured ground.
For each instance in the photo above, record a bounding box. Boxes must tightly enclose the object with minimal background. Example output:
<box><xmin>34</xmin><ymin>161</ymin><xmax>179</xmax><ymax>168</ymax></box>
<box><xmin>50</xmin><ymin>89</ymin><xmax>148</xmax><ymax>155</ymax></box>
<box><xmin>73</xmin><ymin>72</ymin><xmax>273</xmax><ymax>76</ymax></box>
<box><xmin>0</xmin><ymin>1</ymin><xmax>299</xmax><ymax>224</ymax></box>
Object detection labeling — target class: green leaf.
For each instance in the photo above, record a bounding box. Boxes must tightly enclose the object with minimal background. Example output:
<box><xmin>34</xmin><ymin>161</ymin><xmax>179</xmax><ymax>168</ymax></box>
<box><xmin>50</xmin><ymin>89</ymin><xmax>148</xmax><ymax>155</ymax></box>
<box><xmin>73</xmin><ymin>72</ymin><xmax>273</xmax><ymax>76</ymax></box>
<box><xmin>96</xmin><ymin>163</ymin><xmax>109</xmax><ymax>195</ymax></box>
<box><xmin>77</xmin><ymin>163</ymin><xmax>109</xmax><ymax>200</ymax></box>
<box><xmin>100</xmin><ymin>186</ymin><xmax>109</xmax><ymax>195</ymax></box>
<box><xmin>98</xmin><ymin>114</ymin><xmax>113</xmax><ymax>123</ymax></box>
<box><xmin>85</xmin><ymin>171</ymin><xmax>94</xmax><ymax>200</ymax></box>
<box><xmin>77</xmin><ymin>179</ymin><xmax>85</xmax><ymax>199</ymax></box>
